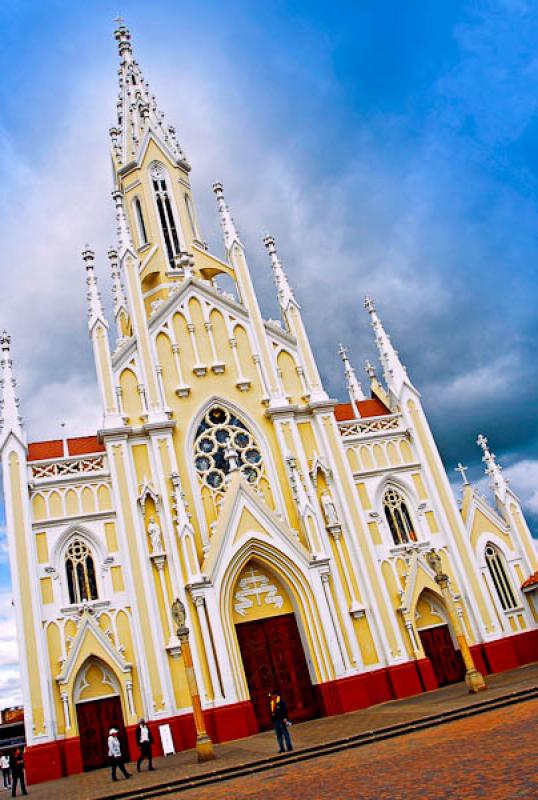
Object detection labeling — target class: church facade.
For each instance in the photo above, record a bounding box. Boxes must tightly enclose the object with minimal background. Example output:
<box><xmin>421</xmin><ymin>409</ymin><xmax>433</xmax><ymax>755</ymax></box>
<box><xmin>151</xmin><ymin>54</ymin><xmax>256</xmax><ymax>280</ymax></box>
<box><xmin>1</xmin><ymin>24</ymin><xmax>537</xmax><ymax>783</ymax></box>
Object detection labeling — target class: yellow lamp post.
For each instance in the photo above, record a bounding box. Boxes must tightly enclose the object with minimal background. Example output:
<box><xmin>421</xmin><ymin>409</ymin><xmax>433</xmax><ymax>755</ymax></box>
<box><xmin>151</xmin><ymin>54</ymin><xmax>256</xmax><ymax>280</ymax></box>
<box><xmin>171</xmin><ymin>598</ymin><xmax>216</xmax><ymax>762</ymax></box>
<box><xmin>425</xmin><ymin>550</ymin><xmax>486</xmax><ymax>693</ymax></box>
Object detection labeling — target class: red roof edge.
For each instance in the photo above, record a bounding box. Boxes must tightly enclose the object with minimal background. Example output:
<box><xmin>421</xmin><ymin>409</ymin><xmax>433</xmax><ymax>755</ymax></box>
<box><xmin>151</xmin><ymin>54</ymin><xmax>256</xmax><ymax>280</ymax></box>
<box><xmin>521</xmin><ymin>571</ymin><xmax>538</xmax><ymax>591</ymax></box>
<box><xmin>27</xmin><ymin>435</ymin><xmax>104</xmax><ymax>462</ymax></box>
<box><xmin>334</xmin><ymin>397</ymin><xmax>391</xmax><ymax>422</ymax></box>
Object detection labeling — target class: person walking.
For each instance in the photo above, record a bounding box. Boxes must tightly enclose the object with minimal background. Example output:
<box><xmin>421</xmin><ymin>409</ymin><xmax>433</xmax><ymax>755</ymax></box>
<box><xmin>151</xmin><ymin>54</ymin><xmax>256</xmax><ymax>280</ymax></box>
<box><xmin>10</xmin><ymin>749</ymin><xmax>26</xmax><ymax>797</ymax></box>
<box><xmin>107</xmin><ymin>728</ymin><xmax>130</xmax><ymax>782</ymax></box>
<box><xmin>268</xmin><ymin>691</ymin><xmax>293</xmax><ymax>753</ymax></box>
<box><xmin>136</xmin><ymin>718</ymin><xmax>155</xmax><ymax>772</ymax></box>
<box><xmin>0</xmin><ymin>753</ymin><xmax>10</xmax><ymax>790</ymax></box>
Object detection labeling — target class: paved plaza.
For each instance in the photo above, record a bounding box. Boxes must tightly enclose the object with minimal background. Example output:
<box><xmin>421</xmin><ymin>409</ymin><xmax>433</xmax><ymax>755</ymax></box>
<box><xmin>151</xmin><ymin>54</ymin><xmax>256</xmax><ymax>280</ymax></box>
<box><xmin>23</xmin><ymin>663</ymin><xmax>538</xmax><ymax>799</ymax></box>
<box><xmin>176</xmin><ymin>698</ymin><xmax>538</xmax><ymax>800</ymax></box>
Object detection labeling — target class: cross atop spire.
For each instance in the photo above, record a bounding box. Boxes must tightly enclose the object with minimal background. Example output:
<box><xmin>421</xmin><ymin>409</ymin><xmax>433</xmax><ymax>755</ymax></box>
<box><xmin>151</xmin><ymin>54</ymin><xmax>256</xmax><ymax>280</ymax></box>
<box><xmin>212</xmin><ymin>182</ymin><xmax>241</xmax><ymax>252</ymax></box>
<box><xmin>454</xmin><ymin>462</ymin><xmax>469</xmax><ymax>485</ymax></box>
<box><xmin>263</xmin><ymin>235</ymin><xmax>296</xmax><ymax>312</ymax></box>
<box><xmin>338</xmin><ymin>344</ymin><xmax>365</xmax><ymax>416</ymax></box>
<box><xmin>111</xmin><ymin>21</ymin><xmax>188</xmax><ymax>167</ymax></box>
<box><xmin>0</xmin><ymin>331</ymin><xmax>25</xmax><ymax>448</ymax></box>
<box><xmin>82</xmin><ymin>246</ymin><xmax>107</xmax><ymax>332</ymax></box>
<box><xmin>364</xmin><ymin>296</ymin><xmax>412</xmax><ymax>398</ymax></box>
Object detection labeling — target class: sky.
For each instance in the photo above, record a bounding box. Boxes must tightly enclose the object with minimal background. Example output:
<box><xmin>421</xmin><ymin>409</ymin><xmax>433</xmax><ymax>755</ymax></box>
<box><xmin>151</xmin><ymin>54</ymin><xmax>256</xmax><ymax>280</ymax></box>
<box><xmin>0</xmin><ymin>0</ymin><xmax>537</xmax><ymax>706</ymax></box>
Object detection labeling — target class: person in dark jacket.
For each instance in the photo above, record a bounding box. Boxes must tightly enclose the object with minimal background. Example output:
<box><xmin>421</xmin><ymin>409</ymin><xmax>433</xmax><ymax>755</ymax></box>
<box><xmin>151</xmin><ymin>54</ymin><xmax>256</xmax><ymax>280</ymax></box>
<box><xmin>136</xmin><ymin>718</ymin><xmax>155</xmax><ymax>772</ymax></box>
<box><xmin>10</xmin><ymin>749</ymin><xmax>27</xmax><ymax>797</ymax></box>
<box><xmin>268</xmin><ymin>691</ymin><xmax>293</xmax><ymax>753</ymax></box>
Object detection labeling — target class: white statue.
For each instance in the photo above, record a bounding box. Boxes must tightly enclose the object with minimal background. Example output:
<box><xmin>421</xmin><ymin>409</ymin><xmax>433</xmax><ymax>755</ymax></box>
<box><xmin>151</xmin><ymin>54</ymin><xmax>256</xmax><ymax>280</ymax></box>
<box><xmin>148</xmin><ymin>516</ymin><xmax>163</xmax><ymax>553</ymax></box>
<box><xmin>321</xmin><ymin>492</ymin><xmax>339</xmax><ymax>526</ymax></box>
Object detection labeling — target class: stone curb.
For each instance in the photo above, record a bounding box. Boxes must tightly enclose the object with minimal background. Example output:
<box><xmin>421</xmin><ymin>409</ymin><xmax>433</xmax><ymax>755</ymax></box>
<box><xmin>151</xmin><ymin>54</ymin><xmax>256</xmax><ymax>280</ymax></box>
<box><xmin>98</xmin><ymin>686</ymin><xmax>538</xmax><ymax>800</ymax></box>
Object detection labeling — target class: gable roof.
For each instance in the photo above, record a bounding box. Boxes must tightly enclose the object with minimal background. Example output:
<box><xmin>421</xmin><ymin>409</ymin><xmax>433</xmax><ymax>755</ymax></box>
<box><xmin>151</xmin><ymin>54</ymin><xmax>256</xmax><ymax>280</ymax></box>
<box><xmin>334</xmin><ymin>398</ymin><xmax>390</xmax><ymax>421</ymax></box>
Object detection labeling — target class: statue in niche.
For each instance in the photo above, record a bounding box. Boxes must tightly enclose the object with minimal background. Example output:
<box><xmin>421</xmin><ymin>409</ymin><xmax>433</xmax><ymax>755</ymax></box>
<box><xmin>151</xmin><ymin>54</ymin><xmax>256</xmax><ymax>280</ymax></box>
<box><xmin>171</xmin><ymin>597</ymin><xmax>188</xmax><ymax>635</ymax></box>
<box><xmin>147</xmin><ymin>516</ymin><xmax>163</xmax><ymax>553</ymax></box>
<box><xmin>321</xmin><ymin>492</ymin><xmax>339</xmax><ymax>526</ymax></box>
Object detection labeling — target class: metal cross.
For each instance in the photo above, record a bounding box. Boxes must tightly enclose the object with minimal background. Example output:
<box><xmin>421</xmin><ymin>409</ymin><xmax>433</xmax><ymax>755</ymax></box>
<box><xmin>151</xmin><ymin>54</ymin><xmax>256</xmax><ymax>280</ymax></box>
<box><xmin>454</xmin><ymin>462</ymin><xmax>469</xmax><ymax>485</ymax></box>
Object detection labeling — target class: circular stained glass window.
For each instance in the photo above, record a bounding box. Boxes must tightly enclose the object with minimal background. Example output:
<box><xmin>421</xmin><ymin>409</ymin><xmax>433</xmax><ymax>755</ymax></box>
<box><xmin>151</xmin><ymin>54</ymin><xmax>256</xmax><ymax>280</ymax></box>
<box><xmin>193</xmin><ymin>405</ymin><xmax>266</xmax><ymax>496</ymax></box>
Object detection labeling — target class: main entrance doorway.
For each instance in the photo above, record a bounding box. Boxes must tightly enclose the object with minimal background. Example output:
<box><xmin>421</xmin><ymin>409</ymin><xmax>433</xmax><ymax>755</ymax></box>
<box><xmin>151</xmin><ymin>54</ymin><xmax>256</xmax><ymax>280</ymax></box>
<box><xmin>419</xmin><ymin>625</ymin><xmax>466</xmax><ymax>687</ymax></box>
<box><xmin>236</xmin><ymin>613</ymin><xmax>319</xmax><ymax>730</ymax></box>
<box><xmin>76</xmin><ymin>696</ymin><xmax>128</xmax><ymax>771</ymax></box>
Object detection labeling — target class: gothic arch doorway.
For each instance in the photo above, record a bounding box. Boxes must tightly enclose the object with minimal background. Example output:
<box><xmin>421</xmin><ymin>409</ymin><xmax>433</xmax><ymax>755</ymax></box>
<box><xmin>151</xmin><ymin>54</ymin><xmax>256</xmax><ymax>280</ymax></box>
<box><xmin>415</xmin><ymin>591</ymin><xmax>465</xmax><ymax>687</ymax></box>
<box><xmin>74</xmin><ymin>659</ymin><xmax>129</xmax><ymax>771</ymax></box>
<box><xmin>232</xmin><ymin>560</ymin><xmax>319</xmax><ymax>730</ymax></box>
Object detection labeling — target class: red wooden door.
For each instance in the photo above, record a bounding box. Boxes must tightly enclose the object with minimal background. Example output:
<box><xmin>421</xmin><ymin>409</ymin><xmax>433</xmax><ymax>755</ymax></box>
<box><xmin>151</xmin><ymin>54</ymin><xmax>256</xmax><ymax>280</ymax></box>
<box><xmin>236</xmin><ymin>613</ymin><xmax>319</xmax><ymax>730</ymax></box>
<box><xmin>76</xmin><ymin>696</ymin><xmax>128</xmax><ymax>771</ymax></box>
<box><xmin>419</xmin><ymin>625</ymin><xmax>466</xmax><ymax>686</ymax></box>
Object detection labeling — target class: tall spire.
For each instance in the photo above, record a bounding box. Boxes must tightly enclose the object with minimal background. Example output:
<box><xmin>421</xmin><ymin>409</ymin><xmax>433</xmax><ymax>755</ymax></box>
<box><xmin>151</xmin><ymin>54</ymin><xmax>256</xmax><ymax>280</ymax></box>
<box><xmin>111</xmin><ymin>20</ymin><xmax>188</xmax><ymax>167</ymax></box>
<box><xmin>263</xmin><ymin>235</ymin><xmax>296</xmax><ymax>312</ymax></box>
<box><xmin>338</xmin><ymin>344</ymin><xmax>365</xmax><ymax>416</ymax></box>
<box><xmin>0</xmin><ymin>331</ymin><xmax>25</xmax><ymax>448</ymax></box>
<box><xmin>82</xmin><ymin>246</ymin><xmax>107</xmax><ymax>332</ymax></box>
<box><xmin>212</xmin><ymin>182</ymin><xmax>241</xmax><ymax>252</ymax></box>
<box><xmin>476</xmin><ymin>434</ymin><xmax>511</xmax><ymax>504</ymax></box>
<box><xmin>364</xmin><ymin>297</ymin><xmax>413</xmax><ymax>397</ymax></box>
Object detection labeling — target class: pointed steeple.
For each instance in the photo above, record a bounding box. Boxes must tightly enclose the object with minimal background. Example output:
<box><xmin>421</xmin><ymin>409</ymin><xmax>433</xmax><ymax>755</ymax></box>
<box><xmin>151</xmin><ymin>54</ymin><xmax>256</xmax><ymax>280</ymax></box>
<box><xmin>364</xmin><ymin>297</ymin><xmax>413</xmax><ymax>398</ymax></box>
<box><xmin>0</xmin><ymin>331</ymin><xmax>25</xmax><ymax>448</ymax></box>
<box><xmin>212</xmin><ymin>182</ymin><xmax>241</xmax><ymax>253</ymax></box>
<box><xmin>112</xmin><ymin>20</ymin><xmax>188</xmax><ymax>168</ymax></box>
<box><xmin>263</xmin><ymin>235</ymin><xmax>296</xmax><ymax>312</ymax></box>
<box><xmin>82</xmin><ymin>246</ymin><xmax>107</xmax><ymax>332</ymax></box>
<box><xmin>337</xmin><ymin>344</ymin><xmax>365</xmax><ymax>417</ymax></box>
<box><xmin>476</xmin><ymin>434</ymin><xmax>511</xmax><ymax>504</ymax></box>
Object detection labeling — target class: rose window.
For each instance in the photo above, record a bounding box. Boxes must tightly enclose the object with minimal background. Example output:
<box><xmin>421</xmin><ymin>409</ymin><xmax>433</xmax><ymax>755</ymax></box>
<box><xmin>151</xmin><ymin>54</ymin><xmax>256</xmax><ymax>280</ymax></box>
<box><xmin>194</xmin><ymin>406</ymin><xmax>265</xmax><ymax>496</ymax></box>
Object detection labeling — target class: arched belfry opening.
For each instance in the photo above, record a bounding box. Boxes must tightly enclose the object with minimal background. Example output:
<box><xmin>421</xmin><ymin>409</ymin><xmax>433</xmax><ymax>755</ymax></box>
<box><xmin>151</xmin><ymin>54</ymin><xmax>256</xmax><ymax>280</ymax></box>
<box><xmin>231</xmin><ymin>558</ymin><xmax>319</xmax><ymax>729</ymax></box>
<box><xmin>414</xmin><ymin>589</ymin><xmax>465</xmax><ymax>687</ymax></box>
<box><xmin>74</xmin><ymin>658</ymin><xmax>129</xmax><ymax>771</ymax></box>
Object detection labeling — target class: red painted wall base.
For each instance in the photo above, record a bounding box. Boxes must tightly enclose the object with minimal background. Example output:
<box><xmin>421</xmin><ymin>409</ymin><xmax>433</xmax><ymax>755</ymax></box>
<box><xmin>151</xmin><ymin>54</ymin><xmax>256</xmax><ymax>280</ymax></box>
<box><xmin>24</xmin><ymin>628</ymin><xmax>538</xmax><ymax>785</ymax></box>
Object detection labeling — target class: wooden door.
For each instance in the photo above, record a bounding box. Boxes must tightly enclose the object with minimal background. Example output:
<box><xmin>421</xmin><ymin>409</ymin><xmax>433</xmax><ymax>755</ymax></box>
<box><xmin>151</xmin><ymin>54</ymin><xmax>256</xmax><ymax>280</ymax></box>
<box><xmin>419</xmin><ymin>625</ymin><xmax>466</xmax><ymax>687</ymax></box>
<box><xmin>236</xmin><ymin>613</ymin><xmax>318</xmax><ymax>730</ymax></box>
<box><xmin>76</xmin><ymin>696</ymin><xmax>128</xmax><ymax>771</ymax></box>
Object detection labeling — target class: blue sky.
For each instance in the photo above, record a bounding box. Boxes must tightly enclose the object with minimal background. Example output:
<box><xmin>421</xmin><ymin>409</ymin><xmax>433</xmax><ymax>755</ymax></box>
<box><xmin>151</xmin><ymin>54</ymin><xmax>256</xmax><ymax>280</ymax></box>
<box><xmin>0</xmin><ymin>0</ymin><xmax>537</xmax><ymax>705</ymax></box>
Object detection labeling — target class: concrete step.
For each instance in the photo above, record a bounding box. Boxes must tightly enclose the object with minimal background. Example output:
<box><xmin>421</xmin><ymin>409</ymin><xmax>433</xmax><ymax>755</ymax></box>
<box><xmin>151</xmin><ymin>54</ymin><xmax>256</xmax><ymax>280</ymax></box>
<box><xmin>100</xmin><ymin>685</ymin><xmax>538</xmax><ymax>800</ymax></box>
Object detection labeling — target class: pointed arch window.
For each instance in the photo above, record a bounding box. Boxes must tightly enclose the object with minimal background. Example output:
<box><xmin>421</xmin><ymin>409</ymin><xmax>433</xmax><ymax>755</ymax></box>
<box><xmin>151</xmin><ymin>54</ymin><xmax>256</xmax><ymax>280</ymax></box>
<box><xmin>65</xmin><ymin>539</ymin><xmax>98</xmax><ymax>604</ymax></box>
<box><xmin>133</xmin><ymin>196</ymin><xmax>148</xmax><ymax>247</ymax></box>
<box><xmin>383</xmin><ymin>488</ymin><xmax>417</xmax><ymax>545</ymax></box>
<box><xmin>150</xmin><ymin>163</ymin><xmax>180</xmax><ymax>267</ymax></box>
<box><xmin>193</xmin><ymin>405</ymin><xmax>266</xmax><ymax>499</ymax></box>
<box><xmin>485</xmin><ymin>543</ymin><xmax>518</xmax><ymax>610</ymax></box>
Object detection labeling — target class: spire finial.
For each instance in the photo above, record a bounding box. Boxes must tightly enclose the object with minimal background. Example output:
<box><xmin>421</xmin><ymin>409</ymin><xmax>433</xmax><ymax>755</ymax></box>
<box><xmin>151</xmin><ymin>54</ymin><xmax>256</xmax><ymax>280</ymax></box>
<box><xmin>108</xmin><ymin>246</ymin><xmax>128</xmax><ymax>322</ymax></box>
<box><xmin>224</xmin><ymin>443</ymin><xmax>240</xmax><ymax>473</ymax></box>
<box><xmin>338</xmin><ymin>343</ymin><xmax>365</xmax><ymax>414</ymax></box>
<box><xmin>111</xmin><ymin>190</ymin><xmax>134</xmax><ymax>255</ymax></box>
<box><xmin>0</xmin><ymin>331</ymin><xmax>24</xmax><ymax>447</ymax></box>
<box><xmin>363</xmin><ymin>296</ymin><xmax>411</xmax><ymax>397</ymax></box>
<box><xmin>263</xmin><ymin>234</ymin><xmax>295</xmax><ymax>311</ymax></box>
<box><xmin>476</xmin><ymin>433</ymin><xmax>510</xmax><ymax>502</ymax></box>
<box><xmin>114</xmin><ymin>18</ymin><xmax>132</xmax><ymax>62</ymax></box>
<box><xmin>82</xmin><ymin>246</ymin><xmax>107</xmax><ymax>330</ymax></box>
<box><xmin>212</xmin><ymin>182</ymin><xmax>241</xmax><ymax>252</ymax></box>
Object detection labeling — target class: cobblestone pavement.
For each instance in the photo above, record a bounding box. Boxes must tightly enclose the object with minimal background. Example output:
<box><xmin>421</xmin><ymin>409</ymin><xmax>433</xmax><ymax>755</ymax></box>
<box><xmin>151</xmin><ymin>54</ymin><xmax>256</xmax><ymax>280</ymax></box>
<box><xmin>24</xmin><ymin>663</ymin><xmax>538</xmax><ymax>799</ymax></box>
<box><xmin>174</xmin><ymin>699</ymin><xmax>538</xmax><ymax>800</ymax></box>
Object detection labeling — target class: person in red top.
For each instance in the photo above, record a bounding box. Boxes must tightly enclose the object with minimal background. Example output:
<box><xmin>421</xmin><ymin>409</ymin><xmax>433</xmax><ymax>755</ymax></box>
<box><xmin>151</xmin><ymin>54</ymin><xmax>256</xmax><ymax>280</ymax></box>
<box><xmin>10</xmin><ymin>749</ymin><xmax>27</xmax><ymax>797</ymax></box>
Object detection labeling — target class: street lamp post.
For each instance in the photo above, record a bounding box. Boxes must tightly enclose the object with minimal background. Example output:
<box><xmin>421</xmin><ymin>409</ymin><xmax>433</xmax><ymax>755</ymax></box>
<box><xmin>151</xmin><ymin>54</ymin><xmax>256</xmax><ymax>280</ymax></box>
<box><xmin>171</xmin><ymin>598</ymin><xmax>216</xmax><ymax>762</ymax></box>
<box><xmin>425</xmin><ymin>550</ymin><xmax>486</xmax><ymax>693</ymax></box>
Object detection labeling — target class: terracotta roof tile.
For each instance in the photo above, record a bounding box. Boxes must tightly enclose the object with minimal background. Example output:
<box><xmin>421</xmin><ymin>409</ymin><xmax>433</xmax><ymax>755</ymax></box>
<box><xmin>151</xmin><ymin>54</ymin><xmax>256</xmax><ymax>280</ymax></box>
<box><xmin>27</xmin><ymin>435</ymin><xmax>104</xmax><ymax>462</ymax></box>
<box><xmin>334</xmin><ymin>398</ymin><xmax>391</xmax><ymax>422</ymax></box>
